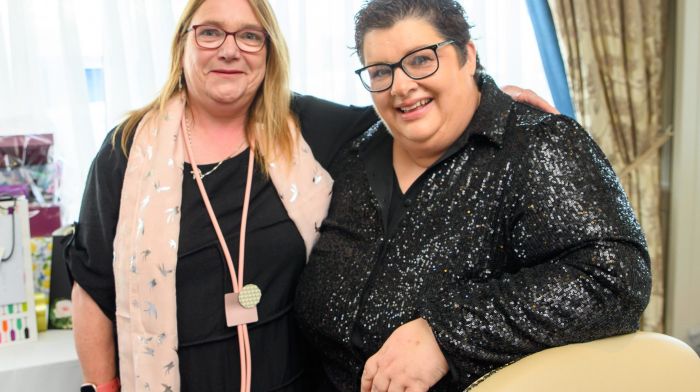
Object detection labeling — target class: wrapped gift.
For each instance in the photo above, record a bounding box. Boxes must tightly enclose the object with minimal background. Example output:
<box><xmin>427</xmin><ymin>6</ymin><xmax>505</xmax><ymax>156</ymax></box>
<box><xmin>30</xmin><ymin>237</ymin><xmax>53</xmax><ymax>297</ymax></box>
<box><xmin>34</xmin><ymin>293</ymin><xmax>49</xmax><ymax>332</ymax></box>
<box><xmin>0</xmin><ymin>164</ymin><xmax>61</xmax><ymax>203</ymax></box>
<box><xmin>28</xmin><ymin>204</ymin><xmax>61</xmax><ymax>237</ymax></box>
<box><xmin>0</xmin><ymin>134</ymin><xmax>59</xmax><ymax>204</ymax></box>
<box><xmin>0</xmin><ymin>184</ymin><xmax>30</xmax><ymax>198</ymax></box>
<box><xmin>0</xmin><ymin>134</ymin><xmax>53</xmax><ymax>169</ymax></box>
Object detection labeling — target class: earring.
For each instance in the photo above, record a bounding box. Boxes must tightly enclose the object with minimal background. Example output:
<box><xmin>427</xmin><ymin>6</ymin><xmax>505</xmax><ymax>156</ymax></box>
<box><xmin>178</xmin><ymin>73</ymin><xmax>183</xmax><ymax>91</ymax></box>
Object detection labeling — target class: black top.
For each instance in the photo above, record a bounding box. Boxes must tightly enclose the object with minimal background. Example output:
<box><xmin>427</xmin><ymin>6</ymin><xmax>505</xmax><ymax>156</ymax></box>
<box><xmin>66</xmin><ymin>94</ymin><xmax>377</xmax><ymax>391</ymax></box>
<box><xmin>295</xmin><ymin>75</ymin><xmax>651</xmax><ymax>391</ymax></box>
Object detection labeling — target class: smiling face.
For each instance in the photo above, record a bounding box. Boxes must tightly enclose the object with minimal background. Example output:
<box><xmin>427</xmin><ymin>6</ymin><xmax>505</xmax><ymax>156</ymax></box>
<box><xmin>183</xmin><ymin>0</ymin><xmax>267</xmax><ymax>113</ymax></box>
<box><xmin>362</xmin><ymin>18</ymin><xmax>479</xmax><ymax>156</ymax></box>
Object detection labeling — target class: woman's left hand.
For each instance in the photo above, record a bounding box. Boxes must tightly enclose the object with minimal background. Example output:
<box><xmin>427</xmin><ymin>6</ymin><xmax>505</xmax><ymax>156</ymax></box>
<box><xmin>360</xmin><ymin>318</ymin><xmax>449</xmax><ymax>392</ymax></box>
<box><xmin>502</xmin><ymin>85</ymin><xmax>560</xmax><ymax>114</ymax></box>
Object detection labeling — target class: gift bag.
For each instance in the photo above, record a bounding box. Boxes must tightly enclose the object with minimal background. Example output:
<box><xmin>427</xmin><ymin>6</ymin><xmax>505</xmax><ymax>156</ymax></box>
<box><xmin>0</xmin><ymin>197</ymin><xmax>38</xmax><ymax>346</ymax></box>
<box><xmin>48</xmin><ymin>232</ymin><xmax>73</xmax><ymax>329</ymax></box>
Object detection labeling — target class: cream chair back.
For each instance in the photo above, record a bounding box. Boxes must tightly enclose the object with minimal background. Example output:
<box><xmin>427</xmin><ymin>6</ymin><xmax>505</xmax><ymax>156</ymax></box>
<box><xmin>467</xmin><ymin>332</ymin><xmax>700</xmax><ymax>392</ymax></box>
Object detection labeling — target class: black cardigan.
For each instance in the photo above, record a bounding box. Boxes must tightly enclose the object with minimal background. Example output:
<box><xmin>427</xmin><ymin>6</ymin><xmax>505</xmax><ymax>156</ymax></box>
<box><xmin>66</xmin><ymin>94</ymin><xmax>377</xmax><ymax>391</ymax></box>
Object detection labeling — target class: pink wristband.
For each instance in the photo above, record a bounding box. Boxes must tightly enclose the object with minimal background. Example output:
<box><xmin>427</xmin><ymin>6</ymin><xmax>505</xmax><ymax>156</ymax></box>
<box><xmin>80</xmin><ymin>377</ymin><xmax>120</xmax><ymax>392</ymax></box>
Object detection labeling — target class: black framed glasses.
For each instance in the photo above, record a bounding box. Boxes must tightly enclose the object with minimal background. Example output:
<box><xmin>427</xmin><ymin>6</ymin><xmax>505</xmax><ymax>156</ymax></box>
<box><xmin>355</xmin><ymin>40</ymin><xmax>455</xmax><ymax>92</ymax></box>
<box><xmin>187</xmin><ymin>25</ymin><xmax>268</xmax><ymax>53</ymax></box>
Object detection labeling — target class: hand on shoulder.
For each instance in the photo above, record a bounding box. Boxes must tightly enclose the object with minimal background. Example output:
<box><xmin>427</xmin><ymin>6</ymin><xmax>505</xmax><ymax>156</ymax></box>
<box><xmin>502</xmin><ymin>85</ymin><xmax>560</xmax><ymax>114</ymax></box>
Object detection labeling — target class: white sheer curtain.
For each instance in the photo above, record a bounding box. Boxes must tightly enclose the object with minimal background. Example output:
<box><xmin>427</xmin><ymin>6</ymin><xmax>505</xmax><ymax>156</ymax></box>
<box><xmin>463</xmin><ymin>0</ymin><xmax>552</xmax><ymax>103</ymax></box>
<box><xmin>100</xmin><ymin>0</ymin><xmax>181</xmax><ymax>127</ymax></box>
<box><xmin>270</xmin><ymin>0</ymin><xmax>369</xmax><ymax>106</ymax></box>
<box><xmin>273</xmin><ymin>0</ymin><xmax>552</xmax><ymax>106</ymax></box>
<box><xmin>0</xmin><ymin>0</ymin><xmax>551</xmax><ymax>222</ymax></box>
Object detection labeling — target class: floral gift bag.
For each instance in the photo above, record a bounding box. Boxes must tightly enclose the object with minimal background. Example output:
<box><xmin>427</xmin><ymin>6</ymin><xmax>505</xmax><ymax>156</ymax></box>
<box><xmin>49</xmin><ymin>298</ymin><xmax>72</xmax><ymax>329</ymax></box>
<box><xmin>48</xmin><ymin>233</ymin><xmax>73</xmax><ymax>329</ymax></box>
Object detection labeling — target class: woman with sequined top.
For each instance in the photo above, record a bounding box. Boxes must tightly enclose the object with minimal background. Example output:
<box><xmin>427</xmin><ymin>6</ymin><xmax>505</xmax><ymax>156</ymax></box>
<box><xmin>294</xmin><ymin>1</ymin><xmax>652</xmax><ymax>391</ymax></box>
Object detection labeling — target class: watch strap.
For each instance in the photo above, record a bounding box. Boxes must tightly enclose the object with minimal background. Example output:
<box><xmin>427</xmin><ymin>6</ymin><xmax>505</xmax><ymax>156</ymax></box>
<box><xmin>80</xmin><ymin>377</ymin><xmax>120</xmax><ymax>392</ymax></box>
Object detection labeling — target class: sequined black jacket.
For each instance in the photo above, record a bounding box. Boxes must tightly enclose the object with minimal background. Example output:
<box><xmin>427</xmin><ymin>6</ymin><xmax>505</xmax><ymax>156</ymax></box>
<box><xmin>295</xmin><ymin>76</ymin><xmax>651</xmax><ymax>391</ymax></box>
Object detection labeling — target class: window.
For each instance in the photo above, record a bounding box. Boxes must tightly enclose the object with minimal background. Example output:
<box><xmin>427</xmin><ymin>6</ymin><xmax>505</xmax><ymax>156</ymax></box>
<box><xmin>1</xmin><ymin>0</ymin><xmax>553</xmax><ymax>221</ymax></box>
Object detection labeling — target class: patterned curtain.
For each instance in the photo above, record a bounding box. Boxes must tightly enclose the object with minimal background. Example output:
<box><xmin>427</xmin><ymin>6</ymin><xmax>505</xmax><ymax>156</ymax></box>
<box><xmin>547</xmin><ymin>0</ymin><xmax>671</xmax><ymax>332</ymax></box>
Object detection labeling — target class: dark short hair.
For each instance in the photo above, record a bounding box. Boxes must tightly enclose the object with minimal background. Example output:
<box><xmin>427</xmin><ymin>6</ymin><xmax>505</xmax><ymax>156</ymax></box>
<box><xmin>354</xmin><ymin>0</ymin><xmax>483</xmax><ymax>73</ymax></box>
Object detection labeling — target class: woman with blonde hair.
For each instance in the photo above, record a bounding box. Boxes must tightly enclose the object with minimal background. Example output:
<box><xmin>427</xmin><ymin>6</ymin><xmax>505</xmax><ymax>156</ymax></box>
<box><xmin>69</xmin><ymin>0</ymin><xmax>376</xmax><ymax>390</ymax></box>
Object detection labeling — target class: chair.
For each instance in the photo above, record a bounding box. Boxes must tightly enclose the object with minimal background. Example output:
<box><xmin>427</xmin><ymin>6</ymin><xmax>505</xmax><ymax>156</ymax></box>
<box><xmin>466</xmin><ymin>332</ymin><xmax>700</xmax><ymax>392</ymax></box>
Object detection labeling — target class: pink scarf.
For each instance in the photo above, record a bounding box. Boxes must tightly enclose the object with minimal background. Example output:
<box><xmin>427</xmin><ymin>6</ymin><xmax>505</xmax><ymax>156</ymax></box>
<box><xmin>113</xmin><ymin>96</ymin><xmax>332</xmax><ymax>391</ymax></box>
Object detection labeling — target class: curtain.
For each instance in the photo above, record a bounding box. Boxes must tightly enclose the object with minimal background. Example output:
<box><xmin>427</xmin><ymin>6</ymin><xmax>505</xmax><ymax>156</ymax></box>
<box><xmin>462</xmin><ymin>0</ymin><xmax>554</xmax><ymax>105</ymax></box>
<box><xmin>101</xmin><ymin>0</ymin><xmax>178</xmax><ymax>127</ymax></box>
<box><xmin>525</xmin><ymin>0</ymin><xmax>576</xmax><ymax>118</ymax></box>
<box><xmin>269</xmin><ymin>0</ymin><xmax>370</xmax><ymax>106</ymax></box>
<box><xmin>548</xmin><ymin>0</ymin><xmax>671</xmax><ymax>332</ymax></box>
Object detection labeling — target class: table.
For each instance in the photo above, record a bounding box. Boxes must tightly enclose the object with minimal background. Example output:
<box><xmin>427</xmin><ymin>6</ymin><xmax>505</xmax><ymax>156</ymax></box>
<box><xmin>0</xmin><ymin>330</ymin><xmax>81</xmax><ymax>391</ymax></box>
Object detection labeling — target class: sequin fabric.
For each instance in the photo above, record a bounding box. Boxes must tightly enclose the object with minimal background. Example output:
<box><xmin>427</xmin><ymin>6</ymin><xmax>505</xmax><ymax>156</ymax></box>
<box><xmin>294</xmin><ymin>75</ymin><xmax>651</xmax><ymax>391</ymax></box>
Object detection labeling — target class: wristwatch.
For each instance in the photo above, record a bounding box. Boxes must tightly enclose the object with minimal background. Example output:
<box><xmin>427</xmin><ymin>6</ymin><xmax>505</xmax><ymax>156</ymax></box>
<box><xmin>80</xmin><ymin>377</ymin><xmax>120</xmax><ymax>392</ymax></box>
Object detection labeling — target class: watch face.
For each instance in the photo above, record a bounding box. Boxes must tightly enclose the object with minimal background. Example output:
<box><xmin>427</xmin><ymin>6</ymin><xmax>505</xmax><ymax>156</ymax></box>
<box><xmin>80</xmin><ymin>384</ymin><xmax>97</xmax><ymax>392</ymax></box>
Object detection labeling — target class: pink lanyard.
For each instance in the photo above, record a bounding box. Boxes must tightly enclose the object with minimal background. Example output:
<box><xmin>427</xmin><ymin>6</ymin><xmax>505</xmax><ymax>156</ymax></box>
<box><xmin>181</xmin><ymin>115</ymin><xmax>256</xmax><ymax>392</ymax></box>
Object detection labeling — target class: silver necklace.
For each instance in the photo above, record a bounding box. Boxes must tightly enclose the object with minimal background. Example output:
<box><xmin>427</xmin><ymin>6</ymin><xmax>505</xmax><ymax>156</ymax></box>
<box><xmin>191</xmin><ymin>151</ymin><xmax>236</xmax><ymax>180</ymax></box>
<box><xmin>184</xmin><ymin>113</ymin><xmax>248</xmax><ymax>180</ymax></box>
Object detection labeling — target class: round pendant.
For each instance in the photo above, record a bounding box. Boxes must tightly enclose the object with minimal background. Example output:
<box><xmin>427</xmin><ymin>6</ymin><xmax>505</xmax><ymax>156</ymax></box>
<box><xmin>238</xmin><ymin>284</ymin><xmax>262</xmax><ymax>309</ymax></box>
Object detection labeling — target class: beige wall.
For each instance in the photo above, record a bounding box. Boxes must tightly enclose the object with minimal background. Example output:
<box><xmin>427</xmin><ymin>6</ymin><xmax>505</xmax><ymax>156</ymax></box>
<box><xmin>666</xmin><ymin>0</ymin><xmax>700</xmax><ymax>350</ymax></box>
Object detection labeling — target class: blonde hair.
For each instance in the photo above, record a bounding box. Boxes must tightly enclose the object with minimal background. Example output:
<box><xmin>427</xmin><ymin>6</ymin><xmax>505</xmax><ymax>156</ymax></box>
<box><xmin>116</xmin><ymin>0</ymin><xmax>296</xmax><ymax>170</ymax></box>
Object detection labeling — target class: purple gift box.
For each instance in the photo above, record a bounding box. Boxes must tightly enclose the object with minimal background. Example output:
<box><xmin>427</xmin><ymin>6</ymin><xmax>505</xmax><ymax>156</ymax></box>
<box><xmin>0</xmin><ymin>134</ymin><xmax>54</xmax><ymax>169</ymax></box>
<box><xmin>0</xmin><ymin>184</ymin><xmax>30</xmax><ymax>198</ymax></box>
<box><xmin>28</xmin><ymin>204</ymin><xmax>62</xmax><ymax>237</ymax></box>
